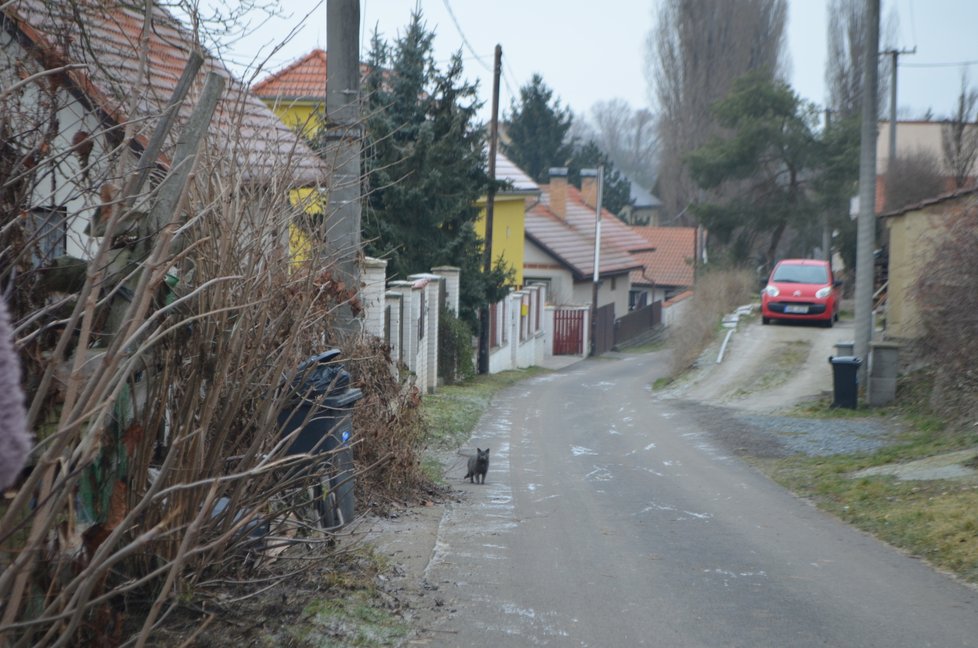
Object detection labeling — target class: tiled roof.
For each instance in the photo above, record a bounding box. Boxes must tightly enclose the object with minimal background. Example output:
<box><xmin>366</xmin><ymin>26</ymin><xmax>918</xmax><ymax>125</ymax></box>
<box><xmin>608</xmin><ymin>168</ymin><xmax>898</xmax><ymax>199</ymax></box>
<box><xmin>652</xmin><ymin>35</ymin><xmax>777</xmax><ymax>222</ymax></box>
<box><xmin>628</xmin><ymin>226</ymin><xmax>696</xmax><ymax>288</ymax></box>
<box><xmin>878</xmin><ymin>183</ymin><xmax>978</xmax><ymax>219</ymax></box>
<box><xmin>526</xmin><ymin>185</ymin><xmax>642</xmax><ymax>279</ymax></box>
<box><xmin>3</xmin><ymin>0</ymin><xmax>325</xmax><ymax>186</ymax></box>
<box><xmin>252</xmin><ymin>49</ymin><xmax>373</xmax><ymax>103</ymax></box>
<box><xmin>543</xmin><ymin>185</ymin><xmax>653</xmax><ymax>254</ymax></box>
<box><xmin>253</xmin><ymin>49</ymin><xmax>328</xmax><ymax>100</ymax></box>
<box><xmin>494</xmin><ymin>151</ymin><xmax>539</xmax><ymax>194</ymax></box>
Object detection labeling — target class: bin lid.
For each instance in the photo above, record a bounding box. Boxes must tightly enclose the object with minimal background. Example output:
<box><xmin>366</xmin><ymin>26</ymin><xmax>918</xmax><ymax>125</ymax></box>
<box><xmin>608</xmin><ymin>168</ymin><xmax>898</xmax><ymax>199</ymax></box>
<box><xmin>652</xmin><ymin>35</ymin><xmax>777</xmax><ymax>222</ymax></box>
<box><xmin>829</xmin><ymin>355</ymin><xmax>862</xmax><ymax>365</ymax></box>
<box><xmin>288</xmin><ymin>349</ymin><xmax>351</xmax><ymax>397</ymax></box>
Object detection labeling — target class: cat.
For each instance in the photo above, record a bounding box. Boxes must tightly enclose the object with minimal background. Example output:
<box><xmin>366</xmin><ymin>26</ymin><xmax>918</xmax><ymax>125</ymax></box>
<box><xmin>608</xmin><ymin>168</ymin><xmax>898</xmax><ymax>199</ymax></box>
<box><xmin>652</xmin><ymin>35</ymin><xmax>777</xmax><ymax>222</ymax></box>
<box><xmin>464</xmin><ymin>447</ymin><xmax>489</xmax><ymax>484</ymax></box>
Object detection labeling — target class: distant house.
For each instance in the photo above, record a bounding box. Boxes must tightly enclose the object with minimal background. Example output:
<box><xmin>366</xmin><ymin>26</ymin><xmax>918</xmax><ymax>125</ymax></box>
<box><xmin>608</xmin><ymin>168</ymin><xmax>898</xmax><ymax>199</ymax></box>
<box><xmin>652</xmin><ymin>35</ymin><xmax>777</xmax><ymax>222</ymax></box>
<box><xmin>618</xmin><ymin>180</ymin><xmax>663</xmax><ymax>227</ymax></box>
<box><xmin>1</xmin><ymin>0</ymin><xmax>325</xmax><ymax>263</ymax></box>
<box><xmin>627</xmin><ymin>226</ymin><xmax>697</xmax><ymax>309</ymax></box>
<box><xmin>880</xmin><ymin>186</ymin><xmax>978</xmax><ymax>340</ymax></box>
<box><xmin>474</xmin><ymin>151</ymin><xmax>539</xmax><ymax>287</ymax></box>
<box><xmin>876</xmin><ymin>120</ymin><xmax>978</xmax><ymax>212</ymax></box>
<box><xmin>523</xmin><ymin>167</ymin><xmax>646</xmax><ymax>313</ymax></box>
<box><xmin>252</xmin><ymin>48</ymin><xmax>330</xmax><ymax>140</ymax></box>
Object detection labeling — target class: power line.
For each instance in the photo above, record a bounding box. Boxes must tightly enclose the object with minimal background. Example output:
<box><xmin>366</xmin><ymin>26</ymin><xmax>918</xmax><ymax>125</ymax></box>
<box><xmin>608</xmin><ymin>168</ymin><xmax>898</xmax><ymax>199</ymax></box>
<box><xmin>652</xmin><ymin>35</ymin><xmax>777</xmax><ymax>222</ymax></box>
<box><xmin>903</xmin><ymin>59</ymin><xmax>978</xmax><ymax>69</ymax></box>
<box><xmin>441</xmin><ymin>0</ymin><xmax>491</xmax><ymax>72</ymax></box>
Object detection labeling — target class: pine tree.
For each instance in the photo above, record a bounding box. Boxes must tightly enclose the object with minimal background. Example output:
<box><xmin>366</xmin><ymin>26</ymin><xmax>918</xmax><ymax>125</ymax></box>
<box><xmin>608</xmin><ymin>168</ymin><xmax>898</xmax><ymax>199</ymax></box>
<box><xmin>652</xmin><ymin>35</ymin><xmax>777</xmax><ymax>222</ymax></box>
<box><xmin>503</xmin><ymin>74</ymin><xmax>574</xmax><ymax>183</ymax></box>
<box><xmin>361</xmin><ymin>12</ymin><xmax>504</xmax><ymax>327</ymax></box>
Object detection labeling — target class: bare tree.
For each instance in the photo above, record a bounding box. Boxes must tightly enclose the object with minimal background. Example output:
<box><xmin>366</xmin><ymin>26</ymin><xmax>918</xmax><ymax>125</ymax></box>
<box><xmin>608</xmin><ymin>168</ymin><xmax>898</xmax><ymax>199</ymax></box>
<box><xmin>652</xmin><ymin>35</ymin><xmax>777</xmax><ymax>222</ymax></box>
<box><xmin>646</xmin><ymin>0</ymin><xmax>788</xmax><ymax>222</ymax></box>
<box><xmin>941</xmin><ymin>72</ymin><xmax>978</xmax><ymax>189</ymax></box>
<box><xmin>587</xmin><ymin>99</ymin><xmax>658</xmax><ymax>190</ymax></box>
<box><xmin>825</xmin><ymin>0</ymin><xmax>895</xmax><ymax>118</ymax></box>
<box><xmin>884</xmin><ymin>150</ymin><xmax>946</xmax><ymax>213</ymax></box>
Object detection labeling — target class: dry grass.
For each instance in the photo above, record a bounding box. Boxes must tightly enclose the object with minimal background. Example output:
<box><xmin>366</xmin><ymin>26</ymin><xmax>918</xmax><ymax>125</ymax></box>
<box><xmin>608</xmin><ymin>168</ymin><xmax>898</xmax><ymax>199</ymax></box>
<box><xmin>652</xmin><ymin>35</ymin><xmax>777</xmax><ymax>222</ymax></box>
<box><xmin>667</xmin><ymin>268</ymin><xmax>756</xmax><ymax>376</ymax></box>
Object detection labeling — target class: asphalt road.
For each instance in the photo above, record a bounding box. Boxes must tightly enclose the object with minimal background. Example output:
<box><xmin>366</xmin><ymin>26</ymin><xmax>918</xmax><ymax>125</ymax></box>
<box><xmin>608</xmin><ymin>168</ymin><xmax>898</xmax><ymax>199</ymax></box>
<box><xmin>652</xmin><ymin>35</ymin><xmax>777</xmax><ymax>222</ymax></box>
<box><xmin>417</xmin><ymin>342</ymin><xmax>978</xmax><ymax>647</ymax></box>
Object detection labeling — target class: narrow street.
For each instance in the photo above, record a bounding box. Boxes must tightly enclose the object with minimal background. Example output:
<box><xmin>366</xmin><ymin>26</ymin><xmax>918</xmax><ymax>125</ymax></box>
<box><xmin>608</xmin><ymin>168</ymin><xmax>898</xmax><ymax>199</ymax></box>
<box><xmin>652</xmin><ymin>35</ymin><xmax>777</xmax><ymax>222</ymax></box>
<box><xmin>389</xmin><ymin>336</ymin><xmax>978</xmax><ymax>647</ymax></box>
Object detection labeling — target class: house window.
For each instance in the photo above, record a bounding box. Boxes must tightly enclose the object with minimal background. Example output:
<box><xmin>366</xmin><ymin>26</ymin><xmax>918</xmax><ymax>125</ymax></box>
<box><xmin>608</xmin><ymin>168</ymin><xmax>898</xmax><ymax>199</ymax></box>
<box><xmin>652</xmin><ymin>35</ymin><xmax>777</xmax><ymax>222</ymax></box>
<box><xmin>610</xmin><ymin>277</ymin><xmax>617</xmax><ymax>291</ymax></box>
<box><xmin>26</xmin><ymin>207</ymin><xmax>67</xmax><ymax>267</ymax></box>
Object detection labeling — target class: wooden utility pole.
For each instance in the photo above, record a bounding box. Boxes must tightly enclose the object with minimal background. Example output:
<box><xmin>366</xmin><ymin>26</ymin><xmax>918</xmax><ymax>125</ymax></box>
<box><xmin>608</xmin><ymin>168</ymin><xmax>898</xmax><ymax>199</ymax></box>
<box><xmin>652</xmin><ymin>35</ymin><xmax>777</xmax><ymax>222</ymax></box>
<box><xmin>326</xmin><ymin>0</ymin><xmax>362</xmax><ymax>333</ymax></box>
<box><xmin>854</xmin><ymin>0</ymin><xmax>880</xmax><ymax>388</ymax></box>
<box><xmin>478</xmin><ymin>45</ymin><xmax>502</xmax><ymax>375</ymax></box>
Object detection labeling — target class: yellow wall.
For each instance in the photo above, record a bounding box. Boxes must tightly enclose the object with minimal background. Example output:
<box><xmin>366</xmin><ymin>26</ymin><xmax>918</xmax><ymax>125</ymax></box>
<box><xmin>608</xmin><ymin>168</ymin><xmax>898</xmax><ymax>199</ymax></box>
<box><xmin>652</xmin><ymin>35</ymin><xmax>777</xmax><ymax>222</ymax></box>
<box><xmin>475</xmin><ymin>195</ymin><xmax>525</xmax><ymax>286</ymax></box>
<box><xmin>265</xmin><ymin>101</ymin><xmax>322</xmax><ymax>140</ymax></box>
<box><xmin>884</xmin><ymin>204</ymin><xmax>953</xmax><ymax>339</ymax></box>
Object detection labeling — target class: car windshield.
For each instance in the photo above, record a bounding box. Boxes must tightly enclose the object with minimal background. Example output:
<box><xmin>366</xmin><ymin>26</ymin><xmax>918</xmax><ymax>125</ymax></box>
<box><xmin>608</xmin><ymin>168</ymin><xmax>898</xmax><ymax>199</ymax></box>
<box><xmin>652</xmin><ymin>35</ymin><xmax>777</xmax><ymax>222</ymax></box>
<box><xmin>772</xmin><ymin>264</ymin><xmax>829</xmax><ymax>284</ymax></box>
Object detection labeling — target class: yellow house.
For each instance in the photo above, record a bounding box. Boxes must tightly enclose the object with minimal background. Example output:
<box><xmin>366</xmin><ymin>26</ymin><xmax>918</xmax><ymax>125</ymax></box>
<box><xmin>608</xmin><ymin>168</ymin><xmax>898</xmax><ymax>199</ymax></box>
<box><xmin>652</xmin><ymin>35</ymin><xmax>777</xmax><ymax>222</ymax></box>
<box><xmin>475</xmin><ymin>152</ymin><xmax>539</xmax><ymax>287</ymax></box>
<box><xmin>882</xmin><ymin>187</ymin><xmax>978</xmax><ymax>339</ymax></box>
<box><xmin>253</xmin><ymin>50</ymin><xmax>333</xmax><ymax>261</ymax></box>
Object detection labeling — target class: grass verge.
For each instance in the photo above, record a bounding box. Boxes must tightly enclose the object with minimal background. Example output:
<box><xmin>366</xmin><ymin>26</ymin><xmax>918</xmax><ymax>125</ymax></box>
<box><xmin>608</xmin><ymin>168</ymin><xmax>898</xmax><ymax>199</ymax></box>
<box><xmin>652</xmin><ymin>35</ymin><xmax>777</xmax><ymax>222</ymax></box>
<box><xmin>421</xmin><ymin>367</ymin><xmax>546</xmax><ymax>452</ymax></box>
<box><xmin>755</xmin><ymin>372</ymin><xmax>978</xmax><ymax>584</ymax></box>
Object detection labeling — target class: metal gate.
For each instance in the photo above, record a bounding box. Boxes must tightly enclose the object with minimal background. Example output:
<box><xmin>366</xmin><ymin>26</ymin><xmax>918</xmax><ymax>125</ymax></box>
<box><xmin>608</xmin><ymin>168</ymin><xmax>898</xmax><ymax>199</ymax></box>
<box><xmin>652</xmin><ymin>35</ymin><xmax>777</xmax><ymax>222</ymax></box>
<box><xmin>593</xmin><ymin>303</ymin><xmax>615</xmax><ymax>355</ymax></box>
<box><xmin>553</xmin><ymin>308</ymin><xmax>586</xmax><ymax>355</ymax></box>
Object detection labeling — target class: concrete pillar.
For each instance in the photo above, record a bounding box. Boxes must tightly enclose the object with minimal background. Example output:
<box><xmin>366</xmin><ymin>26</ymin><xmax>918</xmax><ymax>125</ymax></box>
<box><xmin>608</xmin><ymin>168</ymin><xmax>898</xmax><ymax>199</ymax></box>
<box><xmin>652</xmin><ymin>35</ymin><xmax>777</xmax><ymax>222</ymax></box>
<box><xmin>385</xmin><ymin>291</ymin><xmax>403</xmax><ymax>363</ymax></box>
<box><xmin>388</xmin><ymin>281</ymin><xmax>416</xmax><ymax>375</ymax></box>
<box><xmin>431</xmin><ymin>266</ymin><xmax>460</xmax><ymax>315</ymax></box>
<box><xmin>869</xmin><ymin>341</ymin><xmax>900</xmax><ymax>406</ymax></box>
<box><xmin>361</xmin><ymin>257</ymin><xmax>388</xmax><ymax>339</ymax></box>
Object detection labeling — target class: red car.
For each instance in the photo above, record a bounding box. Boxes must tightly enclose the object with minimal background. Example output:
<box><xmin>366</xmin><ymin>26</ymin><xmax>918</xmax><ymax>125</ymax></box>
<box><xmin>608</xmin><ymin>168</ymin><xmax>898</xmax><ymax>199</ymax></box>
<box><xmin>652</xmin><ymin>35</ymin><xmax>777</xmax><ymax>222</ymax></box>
<box><xmin>761</xmin><ymin>259</ymin><xmax>840</xmax><ymax>327</ymax></box>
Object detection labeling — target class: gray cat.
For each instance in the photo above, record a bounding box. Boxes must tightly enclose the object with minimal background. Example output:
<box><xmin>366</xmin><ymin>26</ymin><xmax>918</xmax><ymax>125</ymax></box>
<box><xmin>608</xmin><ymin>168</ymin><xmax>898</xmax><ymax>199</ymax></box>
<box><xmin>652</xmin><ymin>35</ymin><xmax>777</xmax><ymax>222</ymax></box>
<box><xmin>465</xmin><ymin>448</ymin><xmax>489</xmax><ymax>484</ymax></box>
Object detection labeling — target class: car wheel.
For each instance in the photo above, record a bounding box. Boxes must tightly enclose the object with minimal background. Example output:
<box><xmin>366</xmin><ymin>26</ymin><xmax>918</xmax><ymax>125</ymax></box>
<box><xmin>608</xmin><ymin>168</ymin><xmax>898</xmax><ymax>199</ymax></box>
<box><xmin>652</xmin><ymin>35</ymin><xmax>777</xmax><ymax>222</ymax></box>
<box><xmin>824</xmin><ymin>317</ymin><xmax>834</xmax><ymax>328</ymax></box>
<box><xmin>834</xmin><ymin>310</ymin><xmax>839</xmax><ymax>322</ymax></box>
<box><xmin>762</xmin><ymin>316</ymin><xmax>770</xmax><ymax>325</ymax></box>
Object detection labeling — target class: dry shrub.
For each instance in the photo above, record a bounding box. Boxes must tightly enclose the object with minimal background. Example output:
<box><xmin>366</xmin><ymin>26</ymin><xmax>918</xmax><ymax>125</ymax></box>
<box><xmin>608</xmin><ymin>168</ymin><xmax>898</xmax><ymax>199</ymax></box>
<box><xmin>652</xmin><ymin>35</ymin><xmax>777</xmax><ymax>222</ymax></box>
<box><xmin>669</xmin><ymin>268</ymin><xmax>755</xmax><ymax>376</ymax></box>
<box><xmin>914</xmin><ymin>202</ymin><xmax>978</xmax><ymax>426</ymax></box>
<box><xmin>346</xmin><ymin>336</ymin><xmax>432</xmax><ymax>506</ymax></box>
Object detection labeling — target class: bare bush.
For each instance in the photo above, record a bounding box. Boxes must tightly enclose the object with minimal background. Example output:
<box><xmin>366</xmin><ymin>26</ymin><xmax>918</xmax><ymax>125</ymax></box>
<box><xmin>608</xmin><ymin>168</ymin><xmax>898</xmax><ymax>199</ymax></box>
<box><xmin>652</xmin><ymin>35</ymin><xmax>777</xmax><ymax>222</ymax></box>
<box><xmin>668</xmin><ymin>269</ymin><xmax>756</xmax><ymax>376</ymax></box>
<box><xmin>914</xmin><ymin>202</ymin><xmax>978</xmax><ymax>426</ymax></box>
<box><xmin>0</xmin><ymin>2</ymin><xmax>425</xmax><ymax>645</ymax></box>
<box><xmin>884</xmin><ymin>150</ymin><xmax>947</xmax><ymax>214</ymax></box>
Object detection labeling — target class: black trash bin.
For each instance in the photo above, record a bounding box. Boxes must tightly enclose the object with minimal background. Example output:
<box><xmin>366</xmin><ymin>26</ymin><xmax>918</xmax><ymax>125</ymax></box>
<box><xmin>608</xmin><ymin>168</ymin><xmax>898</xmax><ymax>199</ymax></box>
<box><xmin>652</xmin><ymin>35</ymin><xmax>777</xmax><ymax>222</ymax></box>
<box><xmin>829</xmin><ymin>355</ymin><xmax>862</xmax><ymax>409</ymax></box>
<box><xmin>277</xmin><ymin>350</ymin><xmax>363</xmax><ymax>528</ymax></box>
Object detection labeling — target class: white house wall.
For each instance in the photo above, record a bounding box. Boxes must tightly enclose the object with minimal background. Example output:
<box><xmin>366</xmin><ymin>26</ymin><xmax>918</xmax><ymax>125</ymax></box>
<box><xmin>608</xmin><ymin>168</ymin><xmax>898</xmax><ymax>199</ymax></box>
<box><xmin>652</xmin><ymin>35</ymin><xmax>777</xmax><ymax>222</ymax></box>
<box><xmin>2</xmin><ymin>30</ymin><xmax>119</xmax><ymax>260</ymax></box>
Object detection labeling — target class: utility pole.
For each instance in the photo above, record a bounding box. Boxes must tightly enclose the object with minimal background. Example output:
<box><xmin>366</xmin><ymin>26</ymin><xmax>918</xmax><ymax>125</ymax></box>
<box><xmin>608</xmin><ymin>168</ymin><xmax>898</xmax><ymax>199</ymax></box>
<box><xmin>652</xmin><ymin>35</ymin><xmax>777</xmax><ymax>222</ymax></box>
<box><xmin>326</xmin><ymin>0</ymin><xmax>362</xmax><ymax>333</ymax></box>
<box><xmin>590</xmin><ymin>166</ymin><xmax>604</xmax><ymax>357</ymax></box>
<box><xmin>822</xmin><ymin>108</ymin><xmax>833</xmax><ymax>262</ymax></box>
<box><xmin>854</xmin><ymin>0</ymin><xmax>880</xmax><ymax>389</ymax></box>
<box><xmin>883</xmin><ymin>47</ymin><xmax>916</xmax><ymax>173</ymax></box>
<box><xmin>478</xmin><ymin>45</ymin><xmax>502</xmax><ymax>375</ymax></box>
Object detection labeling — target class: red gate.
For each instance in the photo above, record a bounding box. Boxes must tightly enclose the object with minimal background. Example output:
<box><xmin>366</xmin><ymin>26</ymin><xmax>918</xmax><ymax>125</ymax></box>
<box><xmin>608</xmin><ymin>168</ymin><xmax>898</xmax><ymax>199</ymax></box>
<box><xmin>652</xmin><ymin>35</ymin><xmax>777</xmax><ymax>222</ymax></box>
<box><xmin>553</xmin><ymin>308</ymin><xmax>585</xmax><ymax>355</ymax></box>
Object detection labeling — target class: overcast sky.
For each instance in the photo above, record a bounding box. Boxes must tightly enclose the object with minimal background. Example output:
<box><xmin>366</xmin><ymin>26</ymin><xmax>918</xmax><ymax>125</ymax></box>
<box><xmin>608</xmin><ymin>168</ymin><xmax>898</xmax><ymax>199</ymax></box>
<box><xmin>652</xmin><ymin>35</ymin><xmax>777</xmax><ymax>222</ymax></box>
<box><xmin>217</xmin><ymin>1</ymin><xmax>978</xmax><ymax>124</ymax></box>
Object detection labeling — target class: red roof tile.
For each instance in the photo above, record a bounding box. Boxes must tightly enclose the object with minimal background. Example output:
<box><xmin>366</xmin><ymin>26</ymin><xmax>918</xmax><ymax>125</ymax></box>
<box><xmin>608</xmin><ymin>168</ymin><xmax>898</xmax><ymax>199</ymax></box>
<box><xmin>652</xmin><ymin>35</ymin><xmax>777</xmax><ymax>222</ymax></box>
<box><xmin>4</xmin><ymin>0</ymin><xmax>325</xmax><ymax>186</ymax></box>
<box><xmin>253</xmin><ymin>49</ymin><xmax>328</xmax><ymax>100</ymax></box>
<box><xmin>526</xmin><ymin>185</ymin><xmax>641</xmax><ymax>279</ymax></box>
<box><xmin>628</xmin><ymin>226</ymin><xmax>697</xmax><ymax>288</ymax></box>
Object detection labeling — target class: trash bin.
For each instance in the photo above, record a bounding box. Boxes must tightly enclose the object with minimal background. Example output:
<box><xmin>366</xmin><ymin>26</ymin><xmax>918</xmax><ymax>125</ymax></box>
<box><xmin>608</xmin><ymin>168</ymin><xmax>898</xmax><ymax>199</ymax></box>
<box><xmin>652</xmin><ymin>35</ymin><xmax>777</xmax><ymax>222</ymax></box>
<box><xmin>277</xmin><ymin>350</ymin><xmax>363</xmax><ymax>528</ymax></box>
<box><xmin>828</xmin><ymin>355</ymin><xmax>861</xmax><ymax>409</ymax></box>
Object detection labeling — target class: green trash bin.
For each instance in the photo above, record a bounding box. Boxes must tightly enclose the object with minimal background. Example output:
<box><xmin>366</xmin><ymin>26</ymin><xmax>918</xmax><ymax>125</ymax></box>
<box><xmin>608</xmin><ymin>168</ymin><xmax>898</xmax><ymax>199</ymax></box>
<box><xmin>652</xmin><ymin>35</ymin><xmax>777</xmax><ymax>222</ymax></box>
<box><xmin>829</xmin><ymin>355</ymin><xmax>861</xmax><ymax>409</ymax></box>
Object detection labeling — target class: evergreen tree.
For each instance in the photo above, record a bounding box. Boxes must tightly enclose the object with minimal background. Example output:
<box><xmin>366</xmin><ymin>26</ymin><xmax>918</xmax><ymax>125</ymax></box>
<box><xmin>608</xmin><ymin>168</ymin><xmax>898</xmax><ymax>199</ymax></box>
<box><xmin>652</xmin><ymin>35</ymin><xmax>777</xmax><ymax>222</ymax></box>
<box><xmin>361</xmin><ymin>13</ymin><xmax>508</xmax><ymax>328</ymax></box>
<box><xmin>568</xmin><ymin>140</ymin><xmax>632</xmax><ymax>216</ymax></box>
<box><xmin>503</xmin><ymin>74</ymin><xmax>574</xmax><ymax>183</ymax></box>
<box><xmin>687</xmin><ymin>73</ymin><xmax>818</xmax><ymax>264</ymax></box>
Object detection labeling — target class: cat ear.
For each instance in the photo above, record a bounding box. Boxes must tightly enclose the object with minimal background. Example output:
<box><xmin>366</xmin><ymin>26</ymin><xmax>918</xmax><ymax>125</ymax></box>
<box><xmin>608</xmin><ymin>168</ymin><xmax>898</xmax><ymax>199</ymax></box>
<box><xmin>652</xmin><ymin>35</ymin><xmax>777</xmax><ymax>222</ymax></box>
<box><xmin>476</xmin><ymin>448</ymin><xmax>481</xmax><ymax>453</ymax></box>
<box><xmin>486</xmin><ymin>449</ymin><xmax>490</xmax><ymax>454</ymax></box>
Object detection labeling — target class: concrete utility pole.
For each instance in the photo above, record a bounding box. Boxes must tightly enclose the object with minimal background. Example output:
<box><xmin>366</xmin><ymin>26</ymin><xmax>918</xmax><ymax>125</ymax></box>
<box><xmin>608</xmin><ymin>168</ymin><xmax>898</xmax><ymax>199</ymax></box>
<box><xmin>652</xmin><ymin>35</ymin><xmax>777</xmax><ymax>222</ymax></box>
<box><xmin>326</xmin><ymin>0</ymin><xmax>362</xmax><ymax>332</ymax></box>
<box><xmin>478</xmin><ymin>45</ymin><xmax>502</xmax><ymax>375</ymax></box>
<box><xmin>854</xmin><ymin>0</ymin><xmax>880</xmax><ymax>388</ymax></box>
<box><xmin>883</xmin><ymin>47</ymin><xmax>916</xmax><ymax>172</ymax></box>
<box><xmin>822</xmin><ymin>109</ymin><xmax>833</xmax><ymax>262</ymax></box>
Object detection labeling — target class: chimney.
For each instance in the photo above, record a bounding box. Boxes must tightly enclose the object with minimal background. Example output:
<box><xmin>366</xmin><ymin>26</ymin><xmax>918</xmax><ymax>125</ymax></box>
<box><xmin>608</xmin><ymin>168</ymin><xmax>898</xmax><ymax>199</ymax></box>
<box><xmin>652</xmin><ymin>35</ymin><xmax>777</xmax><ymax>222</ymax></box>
<box><xmin>548</xmin><ymin>167</ymin><xmax>568</xmax><ymax>219</ymax></box>
<box><xmin>580</xmin><ymin>168</ymin><xmax>599</xmax><ymax>209</ymax></box>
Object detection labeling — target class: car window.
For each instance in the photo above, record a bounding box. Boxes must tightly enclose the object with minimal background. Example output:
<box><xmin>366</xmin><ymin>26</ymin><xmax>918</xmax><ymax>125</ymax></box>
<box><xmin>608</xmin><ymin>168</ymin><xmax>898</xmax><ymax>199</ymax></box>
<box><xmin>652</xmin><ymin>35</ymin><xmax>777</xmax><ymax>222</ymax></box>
<box><xmin>772</xmin><ymin>264</ymin><xmax>829</xmax><ymax>284</ymax></box>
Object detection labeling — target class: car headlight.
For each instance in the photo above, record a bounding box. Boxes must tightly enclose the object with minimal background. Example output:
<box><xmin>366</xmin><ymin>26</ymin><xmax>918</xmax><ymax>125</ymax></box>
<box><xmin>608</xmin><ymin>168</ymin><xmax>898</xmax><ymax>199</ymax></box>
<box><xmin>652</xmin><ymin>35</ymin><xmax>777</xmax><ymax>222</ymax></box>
<box><xmin>763</xmin><ymin>285</ymin><xmax>779</xmax><ymax>297</ymax></box>
<box><xmin>815</xmin><ymin>286</ymin><xmax>832</xmax><ymax>299</ymax></box>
